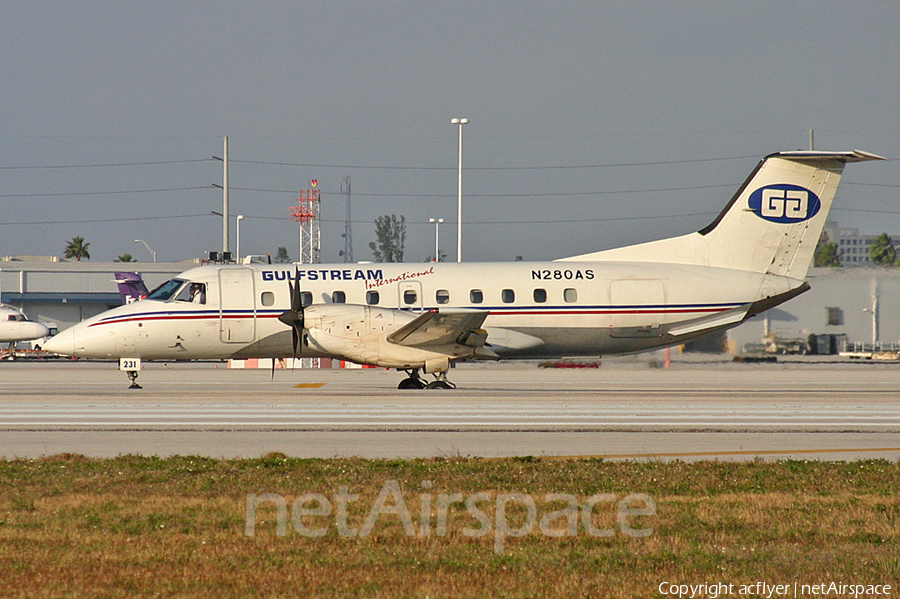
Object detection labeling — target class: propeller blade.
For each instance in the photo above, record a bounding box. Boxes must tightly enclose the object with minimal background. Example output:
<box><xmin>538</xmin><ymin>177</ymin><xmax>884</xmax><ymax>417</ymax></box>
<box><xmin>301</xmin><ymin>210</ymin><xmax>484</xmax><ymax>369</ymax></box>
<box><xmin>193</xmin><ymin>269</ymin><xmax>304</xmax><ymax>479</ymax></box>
<box><xmin>292</xmin><ymin>267</ymin><xmax>302</xmax><ymax>312</ymax></box>
<box><xmin>286</xmin><ymin>269</ymin><xmax>295</xmax><ymax>308</ymax></box>
<box><xmin>276</xmin><ymin>266</ymin><xmax>305</xmax><ymax>369</ymax></box>
<box><xmin>293</xmin><ymin>267</ymin><xmax>304</xmax><ymax>331</ymax></box>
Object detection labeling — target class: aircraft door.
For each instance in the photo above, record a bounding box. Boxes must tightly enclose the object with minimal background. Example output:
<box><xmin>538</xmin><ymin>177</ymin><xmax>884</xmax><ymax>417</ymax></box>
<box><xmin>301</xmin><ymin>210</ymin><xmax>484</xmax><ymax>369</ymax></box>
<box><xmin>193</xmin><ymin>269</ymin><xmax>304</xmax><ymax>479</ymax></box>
<box><xmin>398</xmin><ymin>281</ymin><xmax>424</xmax><ymax>312</ymax></box>
<box><xmin>609</xmin><ymin>279</ymin><xmax>667</xmax><ymax>330</ymax></box>
<box><xmin>218</xmin><ymin>268</ymin><xmax>256</xmax><ymax>343</ymax></box>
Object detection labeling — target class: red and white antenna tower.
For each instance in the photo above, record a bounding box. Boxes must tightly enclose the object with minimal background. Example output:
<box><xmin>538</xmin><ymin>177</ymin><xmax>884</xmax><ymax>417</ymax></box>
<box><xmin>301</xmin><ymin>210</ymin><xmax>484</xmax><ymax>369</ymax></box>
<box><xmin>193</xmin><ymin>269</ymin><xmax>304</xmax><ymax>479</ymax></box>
<box><xmin>290</xmin><ymin>180</ymin><xmax>321</xmax><ymax>264</ymax></box>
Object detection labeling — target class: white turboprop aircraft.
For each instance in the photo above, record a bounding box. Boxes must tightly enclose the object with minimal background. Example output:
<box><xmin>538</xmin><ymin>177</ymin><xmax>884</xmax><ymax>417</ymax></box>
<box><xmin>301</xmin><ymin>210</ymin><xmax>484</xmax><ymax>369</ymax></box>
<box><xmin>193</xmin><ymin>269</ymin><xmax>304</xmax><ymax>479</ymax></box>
<box><xmin>44</xmin><ymin>150</ymin><xmax>882</xmax><ymax>388</ymax></box>
<box><xmin>0</xmin><ymin>306</ymin><xmax>51</xmax><ymax>344</ymax></box>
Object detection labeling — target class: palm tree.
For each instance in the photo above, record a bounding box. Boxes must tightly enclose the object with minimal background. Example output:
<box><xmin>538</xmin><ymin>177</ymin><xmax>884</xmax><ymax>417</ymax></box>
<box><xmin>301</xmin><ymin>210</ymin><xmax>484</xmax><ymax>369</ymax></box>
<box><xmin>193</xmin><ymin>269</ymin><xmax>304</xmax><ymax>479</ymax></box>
<box><xmin>64</xmin><ymin>236</ymin><xmax>91</xmax><ymax>261</ymax></box>
<box><xmin>870</xmin><ymin>233</ymin><xmax>897</xmax><ymax>266</ymax></box>
<box><xmin>115</xmin><ymin>253</ymin><xmax>137</xmax><ymax>263</ymax></box>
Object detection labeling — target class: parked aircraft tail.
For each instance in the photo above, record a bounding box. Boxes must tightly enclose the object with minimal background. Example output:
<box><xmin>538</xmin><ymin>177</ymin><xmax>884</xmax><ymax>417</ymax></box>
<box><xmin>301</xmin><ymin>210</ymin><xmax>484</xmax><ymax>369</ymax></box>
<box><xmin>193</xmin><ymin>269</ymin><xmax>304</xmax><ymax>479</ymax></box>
<box><xmin>114</xmin><ymin>272</ymin><xmax>149</xmax><ymax>304</ymax></box>
<box><xmin>560</xmin><ymin>151</ymin><xmax>884</xmax><ymax>280</ymax></box>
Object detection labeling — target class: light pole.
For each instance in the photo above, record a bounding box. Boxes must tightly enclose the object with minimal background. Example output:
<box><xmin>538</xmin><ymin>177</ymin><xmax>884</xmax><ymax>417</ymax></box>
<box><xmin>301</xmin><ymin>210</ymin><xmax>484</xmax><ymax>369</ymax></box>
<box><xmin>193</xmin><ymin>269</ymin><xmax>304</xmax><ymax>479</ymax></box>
<box><xmin>451</xmin><ymin>118</ymin><xmax>468</xmax><ymax>262</ymax></box>
<box><xmin>864</xmin><ymin>278</ymin><xmax>880</xmax><ymax>349</ymax></box>
<box><xmin>429</xmin><ymin>218</ymin><xmax>444</xmax><ymax>262</ymax></box>
<box><xmin>134</xmin><ymin>239</ymin><xmax>157</xmax><ymax>262</ymax></box>
<box><xmin>236</xmin><ymin>215</ymin><xmax>244</xmax><ymax>264</ymax></box>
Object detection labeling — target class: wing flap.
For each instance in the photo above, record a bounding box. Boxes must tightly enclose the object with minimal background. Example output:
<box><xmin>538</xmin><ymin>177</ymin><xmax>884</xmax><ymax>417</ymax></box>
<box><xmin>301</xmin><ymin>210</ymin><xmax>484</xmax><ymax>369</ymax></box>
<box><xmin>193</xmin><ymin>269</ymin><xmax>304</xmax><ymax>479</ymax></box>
<box><xmin>387</xmin><ymin>309</ymin><xmax>489</xmax><ymax>348</ymax></box>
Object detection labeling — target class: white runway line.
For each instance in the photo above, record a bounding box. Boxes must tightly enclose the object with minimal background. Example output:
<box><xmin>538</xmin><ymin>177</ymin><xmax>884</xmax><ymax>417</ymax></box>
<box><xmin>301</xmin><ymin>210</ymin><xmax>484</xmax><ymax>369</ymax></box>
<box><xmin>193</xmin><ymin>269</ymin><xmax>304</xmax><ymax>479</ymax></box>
<box><xmin>3</xmin><ymin>402</ymin><xmax>899</xmax><ymax>429</ymax></box>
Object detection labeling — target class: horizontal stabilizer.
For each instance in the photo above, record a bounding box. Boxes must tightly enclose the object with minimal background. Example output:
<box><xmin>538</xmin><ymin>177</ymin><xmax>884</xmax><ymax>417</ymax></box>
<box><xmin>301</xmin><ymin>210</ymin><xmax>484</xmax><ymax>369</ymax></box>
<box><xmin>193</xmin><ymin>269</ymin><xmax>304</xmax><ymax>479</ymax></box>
<box><xmin>667</xmin><ymin>304</ymin><xmax>751</xmax><ymax>337</ymax></box>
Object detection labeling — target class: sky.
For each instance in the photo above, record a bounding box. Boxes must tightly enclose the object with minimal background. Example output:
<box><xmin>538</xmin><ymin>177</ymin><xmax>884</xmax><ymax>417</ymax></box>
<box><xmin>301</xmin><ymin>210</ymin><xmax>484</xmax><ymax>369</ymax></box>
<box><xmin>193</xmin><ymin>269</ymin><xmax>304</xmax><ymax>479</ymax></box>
<box><xmin>1</xmin><ymin>2</ymin><xmax>898</xmax><ymax>264</ymax></box>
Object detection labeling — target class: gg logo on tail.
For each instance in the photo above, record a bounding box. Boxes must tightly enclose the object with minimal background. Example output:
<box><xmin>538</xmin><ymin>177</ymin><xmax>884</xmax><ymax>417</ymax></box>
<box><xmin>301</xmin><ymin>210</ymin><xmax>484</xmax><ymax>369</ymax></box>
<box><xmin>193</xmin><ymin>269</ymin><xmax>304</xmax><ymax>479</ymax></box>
<box><xmin>748</xmin><ymin>184</ymin><xmax>821</xmax><ymax>223</ymax></box>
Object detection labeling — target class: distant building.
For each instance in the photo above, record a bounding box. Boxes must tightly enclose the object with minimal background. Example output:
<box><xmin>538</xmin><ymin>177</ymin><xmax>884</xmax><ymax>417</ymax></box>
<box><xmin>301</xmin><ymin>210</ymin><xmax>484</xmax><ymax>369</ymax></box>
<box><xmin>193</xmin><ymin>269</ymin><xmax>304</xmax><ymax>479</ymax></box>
<box><xmin>730</xmin><ymin>266</ymin><xmax>900</xmax><ymax>351</ymax></box>
<box><xmin>0</xmin><ymin>257</ymin><xmax>194</xmax><ymax>331</ymax></box>
<box><xmin>822</xmin><ymin>221</ymin><xmax>900</xmax><ymax>266</ymax></box>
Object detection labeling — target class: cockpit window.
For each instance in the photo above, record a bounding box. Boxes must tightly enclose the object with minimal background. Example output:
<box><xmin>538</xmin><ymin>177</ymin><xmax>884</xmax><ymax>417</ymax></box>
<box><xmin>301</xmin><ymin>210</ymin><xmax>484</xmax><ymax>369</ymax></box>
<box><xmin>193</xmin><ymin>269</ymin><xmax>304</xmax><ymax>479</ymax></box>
<box><xmin>175</xmin><ymin>282</ymin><xmax>207</xmax><ymax>304</ymax></box>
<box><xmin>146</xmin><ymin>278</ymin><xmax>187</xmax><ymax>301</ymax></box>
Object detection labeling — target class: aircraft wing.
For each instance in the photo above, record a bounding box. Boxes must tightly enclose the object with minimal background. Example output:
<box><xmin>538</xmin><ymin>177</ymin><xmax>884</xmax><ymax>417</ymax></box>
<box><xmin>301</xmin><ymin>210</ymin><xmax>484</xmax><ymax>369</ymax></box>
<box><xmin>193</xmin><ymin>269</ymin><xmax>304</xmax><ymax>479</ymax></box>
<box><xmin>387</xmin><ymin>309</ymin><xmax>490</xmax><ymax>348</ymax></box>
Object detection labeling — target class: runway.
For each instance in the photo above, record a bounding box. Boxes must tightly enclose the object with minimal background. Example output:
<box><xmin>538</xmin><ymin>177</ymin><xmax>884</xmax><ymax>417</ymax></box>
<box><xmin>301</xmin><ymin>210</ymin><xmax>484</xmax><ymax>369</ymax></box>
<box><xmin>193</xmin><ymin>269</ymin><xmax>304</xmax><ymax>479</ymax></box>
<box><xmin>2</xmin><ymin>359</ymin><xmax>899</xmax><ymax>460</ymax></box>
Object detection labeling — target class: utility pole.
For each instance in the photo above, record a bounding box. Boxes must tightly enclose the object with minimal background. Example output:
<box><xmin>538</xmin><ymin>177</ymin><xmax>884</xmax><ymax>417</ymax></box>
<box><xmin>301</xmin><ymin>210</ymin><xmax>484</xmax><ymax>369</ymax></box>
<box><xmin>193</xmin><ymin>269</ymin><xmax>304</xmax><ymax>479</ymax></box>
<box><xmin>342</xmin><ymin>176</ymin><xmax>353</xmax><ymax>263</ymax></box>
<box><xmin>451</xmin><ymin>118</ymin><xmax>468</xmax><ymax>262</ymax></box>
<box><xmin>222</xmin><ymin>136</ymin><xmax>229</xmax><ymax>257</ymax></box>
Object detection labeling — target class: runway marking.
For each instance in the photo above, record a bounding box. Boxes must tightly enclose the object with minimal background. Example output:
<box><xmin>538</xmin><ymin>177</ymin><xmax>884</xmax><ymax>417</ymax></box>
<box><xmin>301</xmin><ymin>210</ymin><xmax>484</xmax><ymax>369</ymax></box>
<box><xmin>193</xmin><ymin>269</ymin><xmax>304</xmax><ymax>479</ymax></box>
<box><xmin>293</xmin><ymin>383</ymin><xmax>326</xmax><ymax>389</ymax></box>
<box><xmin>2</xmin><ymin>401</ymin><xmax>899</xmax><ymax>430</ymax></box>
<box><xmin>529</xmin><ymin>447</ymin><xmax>900</xmax><ymax>460</ymax></box>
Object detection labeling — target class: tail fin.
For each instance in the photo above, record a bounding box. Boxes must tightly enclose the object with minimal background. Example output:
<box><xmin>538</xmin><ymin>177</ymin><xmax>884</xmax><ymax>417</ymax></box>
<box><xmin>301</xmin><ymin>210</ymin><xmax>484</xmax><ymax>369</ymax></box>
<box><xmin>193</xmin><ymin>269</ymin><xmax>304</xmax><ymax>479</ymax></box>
<box><xmin>114</xmin><ymin>272</ymin><xmax>149</xmax><ymax>304</ymax></box>
<box><xmin>560</xmin><ymin>151</ymin><xmax>884</xmax><ymax>280</ymax></box>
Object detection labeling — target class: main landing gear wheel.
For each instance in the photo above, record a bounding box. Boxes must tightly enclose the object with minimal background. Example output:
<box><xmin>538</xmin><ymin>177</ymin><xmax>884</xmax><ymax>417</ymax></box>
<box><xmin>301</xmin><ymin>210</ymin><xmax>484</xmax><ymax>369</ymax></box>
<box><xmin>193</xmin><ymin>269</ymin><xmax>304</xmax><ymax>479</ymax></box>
<box><xmin>398</xmin><ymin>377</ymin><xmax>427</xmax><ymax>390</ymax></box>
<box><xmin>398</xmin><ymin>369</ymin><xmax>426</xmax><ymax>389</ymax></box>
<box><xmin>426</xmin><ymin>380</ymin><xmax>454</xmax><ymax>390</ymax></box>
<box><xmin>397</xmin><ymin>369</ymin><xmax>456</xmax><ymax>390</ymax></box>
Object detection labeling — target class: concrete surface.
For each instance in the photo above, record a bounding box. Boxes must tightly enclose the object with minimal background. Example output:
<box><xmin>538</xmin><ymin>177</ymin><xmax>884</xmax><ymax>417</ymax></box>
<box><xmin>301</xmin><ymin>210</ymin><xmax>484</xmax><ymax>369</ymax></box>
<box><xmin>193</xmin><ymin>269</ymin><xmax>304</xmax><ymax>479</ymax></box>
<box><xmin>1</xmin><ymin>358</ymin><xmax>898</xmax><ymax>461</ymax></box>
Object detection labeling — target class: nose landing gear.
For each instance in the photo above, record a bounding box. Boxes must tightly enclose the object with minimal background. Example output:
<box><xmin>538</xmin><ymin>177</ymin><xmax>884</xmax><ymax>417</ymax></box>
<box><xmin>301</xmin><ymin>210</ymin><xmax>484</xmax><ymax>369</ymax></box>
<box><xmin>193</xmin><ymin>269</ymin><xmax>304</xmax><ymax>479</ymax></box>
<box><xmin>119</xmin><ymin>358</ymin><xmax>143</xmax><ymax>390</ymax></box>
<box><xmin>126</xmin><ymin>370</ymin><xmax>142</xmax><ymax>390</ymax></box>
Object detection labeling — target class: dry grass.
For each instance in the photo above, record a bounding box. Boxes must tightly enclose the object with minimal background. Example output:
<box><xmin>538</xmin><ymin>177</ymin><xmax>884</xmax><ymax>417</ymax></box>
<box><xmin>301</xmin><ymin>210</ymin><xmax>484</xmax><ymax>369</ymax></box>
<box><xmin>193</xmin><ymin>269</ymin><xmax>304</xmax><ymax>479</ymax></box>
<box><xmin>0</xmin><ymin>455</ymin><xmax>898</xmax><ymax>598</ymax></box>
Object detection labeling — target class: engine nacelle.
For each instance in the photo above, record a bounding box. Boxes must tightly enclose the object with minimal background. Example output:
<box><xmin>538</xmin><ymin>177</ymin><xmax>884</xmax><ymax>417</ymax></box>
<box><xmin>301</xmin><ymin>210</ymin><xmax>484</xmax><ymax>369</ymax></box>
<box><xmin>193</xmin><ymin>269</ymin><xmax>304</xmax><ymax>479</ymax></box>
<box><xmin>302</xmin><ymin>304</ymin><xmax>463</xmax><ymax>372</ymax></box>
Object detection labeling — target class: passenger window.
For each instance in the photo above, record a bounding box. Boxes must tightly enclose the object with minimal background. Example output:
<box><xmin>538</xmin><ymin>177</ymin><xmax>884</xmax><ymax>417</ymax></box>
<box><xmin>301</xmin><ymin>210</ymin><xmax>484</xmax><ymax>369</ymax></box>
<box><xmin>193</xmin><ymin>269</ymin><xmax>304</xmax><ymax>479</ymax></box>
<box><xmin>533</xmin><ymin>288</ymin><xmax>547</xmax><ymax>303</ymax></box>
<box><xmin>436</xmin><ymin>290</ymin><xmax>450</xmax><ymax>305</ymax></box>
<box><xmin>175</xmin><ymin>282</ymin><xmax>206</xmax><ymax>304</ymax></box>
<box><xmin>470</xmin><ymin>289</ymin><xmax>483</xmax><ymax>304</ymax></box>
<box><xmin>404</xmin><ymin>290</ymin><xmax>418</xmax><ymax>305</ymax></box>
<box><xmin>502</xmin><ymin>289</ymin><xmax>515</xmax><ymax>303</ymax></box>
<box><xmin>332</xmin><ymin>291</ymin><xmax>346</xmax><ymax>304</ymax></box>
<box><xmin>300</xmin><ymin>292</ymin><xmax>313</xmax><ymax>307</ymax></box>
<box><xmin>260</xmin><ymin>291</ymin><xmax>275</xmax><ymax>307</ymax></box>
<box><xmin>366</xmin><ymin>291</ymin><xmax>380</xmax><ymax>305</ymax></box>
<box><xmin>564</xmin><ymin>288</ymin><xmax>578</xmax><ymax>303</ymax></box>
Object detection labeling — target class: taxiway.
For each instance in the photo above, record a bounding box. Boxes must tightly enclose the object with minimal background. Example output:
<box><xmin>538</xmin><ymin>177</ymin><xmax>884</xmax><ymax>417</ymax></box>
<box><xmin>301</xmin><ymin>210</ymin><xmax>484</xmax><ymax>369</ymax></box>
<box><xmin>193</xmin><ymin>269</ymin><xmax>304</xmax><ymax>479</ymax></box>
<box><xmin>1</xmin><ymin>359</ymin><xmax>898</xmax><ymax>461</ymax></box>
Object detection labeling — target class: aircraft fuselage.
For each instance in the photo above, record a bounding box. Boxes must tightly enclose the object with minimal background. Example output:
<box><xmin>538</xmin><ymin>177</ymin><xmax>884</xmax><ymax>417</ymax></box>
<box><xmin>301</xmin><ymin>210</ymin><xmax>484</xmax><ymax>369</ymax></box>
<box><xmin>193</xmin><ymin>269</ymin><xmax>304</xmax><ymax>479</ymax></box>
<box><xmin>0</xmin><ymin>307</ymin><xmax>51</xmax><ymax>344</ymax></box>
<box><xmin>44</xmin><ymin>260</ymin><xmax>798</xmax><ymax>361</ymax></box>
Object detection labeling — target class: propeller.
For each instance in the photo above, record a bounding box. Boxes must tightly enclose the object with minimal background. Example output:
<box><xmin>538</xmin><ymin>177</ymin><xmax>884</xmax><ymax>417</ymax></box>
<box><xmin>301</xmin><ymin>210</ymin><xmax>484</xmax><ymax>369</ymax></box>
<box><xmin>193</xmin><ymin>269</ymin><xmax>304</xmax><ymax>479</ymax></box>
<box><xmin>267</xmin><ymin>251</ymin><xmax>278</xmax><ymax>377</ymax></box>
<box><xmin>277</xmin><ymin>267</ymin><xmax>305</xmax><ymax>369</ymax></box>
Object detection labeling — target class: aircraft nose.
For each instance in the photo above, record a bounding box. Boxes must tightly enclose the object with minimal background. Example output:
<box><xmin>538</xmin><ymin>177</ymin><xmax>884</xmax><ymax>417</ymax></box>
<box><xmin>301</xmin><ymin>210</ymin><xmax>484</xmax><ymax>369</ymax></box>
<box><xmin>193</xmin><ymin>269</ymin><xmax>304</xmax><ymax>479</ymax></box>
<box><xmin>43</xmin><ymin>327</ymin><xmax>75</xmax><ymax>356</ymax></box>
<box><xmin>28</xmin><ymin>322</ymin><xmax>50</xmax><ymax>339</ymax></box>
